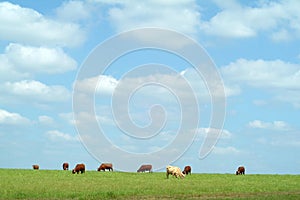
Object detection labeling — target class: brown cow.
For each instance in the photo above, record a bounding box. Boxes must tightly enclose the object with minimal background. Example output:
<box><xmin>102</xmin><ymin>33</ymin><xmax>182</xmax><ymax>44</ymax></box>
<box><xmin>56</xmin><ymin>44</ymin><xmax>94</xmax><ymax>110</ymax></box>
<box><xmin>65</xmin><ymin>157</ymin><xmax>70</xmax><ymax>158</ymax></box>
<box><xmin>236</xmin><ymin>166</ymin><xmax>245</xmax><ymax>175</ymax></box>
<box><xmin>137</xmin><ymin>164</ymin><xmax>152</xmax><ymax>173</ymax></box>
<box><xmin>72</xmin><ymin>163</ymin><xmax>85</xmax><ymax>174</ymax></box>
<box><xmin>98</xmin><ymin>163</ymin><xmax>113</xmax><ymax>172</ymax></box>
<box><xmin>62</xmin><ymin>162</ymin><xmax>69</xmax><ymax>170</ymax></box>
<box><xmin>182</xmin><ymin>165</ymin><xmax>191</xmax><ymax>175</ymax></box>
<box><xmin>32</xmin><ymin>165</ymin><xmax>39</xmax><ymax>170</ymax></box>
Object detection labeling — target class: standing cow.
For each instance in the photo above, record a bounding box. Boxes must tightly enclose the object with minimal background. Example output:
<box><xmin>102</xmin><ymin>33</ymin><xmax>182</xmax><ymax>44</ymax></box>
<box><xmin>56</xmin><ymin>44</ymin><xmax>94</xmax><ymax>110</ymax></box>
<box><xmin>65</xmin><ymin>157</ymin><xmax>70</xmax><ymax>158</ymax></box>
<box><xmin>182</xmin><ymin>166</ymin><xmax>191</xmax><ymax>175</ymax></box>
<box><xmin>32</xmin><ymin>165</ymin><xmax>39</xmax><ymax>170</ymax></box>
<box><xmin>98</xmin><ymin>163</ymin><xmax>113</xmax><ymax>172</ymax></box>
<box><xmin>72</xmin><ymin>163</ymin><xmax>85</xmax><ymax>174</ymax></box>
<box><xmin>137</xmin><ymin>164</ymin><xmax>152</xmax><ymax>173</ymax></box>
<box><xmin>62</xmin><ymin>162</ymin><xmax>69</xmax><ymax>170</ymax></box>
<box><xmin>166</xmin><ymin>165</ymin><xmax>185</xmax><ymax>179</ymax></box>
<box><xmin>236</xmin><ymin>166</ymin><xmax>245</xmax><ymax>175</ymax></box>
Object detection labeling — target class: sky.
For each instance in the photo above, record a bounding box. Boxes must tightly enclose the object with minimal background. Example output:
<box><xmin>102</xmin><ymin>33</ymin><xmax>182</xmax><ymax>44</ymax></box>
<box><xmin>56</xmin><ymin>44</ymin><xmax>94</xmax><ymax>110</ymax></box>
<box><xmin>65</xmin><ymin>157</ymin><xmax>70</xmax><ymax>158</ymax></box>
<box><xmin>0</xmin><ymin>0</ymin><xmax>300</xmax><ymax>174</ymax></box>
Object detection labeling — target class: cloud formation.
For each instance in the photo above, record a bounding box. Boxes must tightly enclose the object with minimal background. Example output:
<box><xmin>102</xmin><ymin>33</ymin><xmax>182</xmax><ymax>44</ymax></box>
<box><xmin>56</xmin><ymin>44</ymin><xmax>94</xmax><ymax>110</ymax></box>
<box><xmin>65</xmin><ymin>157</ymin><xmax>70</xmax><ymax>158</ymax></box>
<box><xmin>0</xmin><ymin>109</ymin><xmax>31</xmax><ymax>125</ymax></box>
<box><xmin>221</xmin><ymin>58</ymin><xmax>300</xmax><ymax>107</ymax></box>
<box><xmin>46</xmin><ymin>130</ymin><xmax>78</xmax><ymax>142</ymax></box>
<box><xmin>212</xmin><ymin>146</ymin><xmax>239</xmax><ymax>155</ymax></box>
<box><xmin>2</xmin><ymin>80</ymin><xmax>70</xmax><ymax>102</ymax></box>
<box><xmin>106</xmin><ymin>0</ymin><xmax>200</xmax><ymax>36</ymax></box>
<box><xmin>249</xmin><ymin>120</ymin><xmax>290</xmax><ymax>131</ymax></box>
<box><xmin>0</xmin><ymin>2</ymin><xmax>85</xmax><ymax>47</ymax></box>
<box><xmin>55</xmin><ymin>0</ymin><xmax>91</xmax><ymax>22</ymax></box>
<box><xmin>201</xmin><ymin>0</ymin><xmax>300</xmax><ymax>41</ymax></box>
<box><xmin>5</xmin><ymin>43</ymin><xmax>77</xmax><ymax>75</ymax></box>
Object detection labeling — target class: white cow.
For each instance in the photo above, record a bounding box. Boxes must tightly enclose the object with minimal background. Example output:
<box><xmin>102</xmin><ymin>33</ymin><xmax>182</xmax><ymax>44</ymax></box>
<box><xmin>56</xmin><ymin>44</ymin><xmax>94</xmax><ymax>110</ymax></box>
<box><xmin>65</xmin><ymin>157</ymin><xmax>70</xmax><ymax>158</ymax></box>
<box><xmin>166</xmin><ymin>165</ymin><xmax>185</xmax><ymax>179</ymax></box>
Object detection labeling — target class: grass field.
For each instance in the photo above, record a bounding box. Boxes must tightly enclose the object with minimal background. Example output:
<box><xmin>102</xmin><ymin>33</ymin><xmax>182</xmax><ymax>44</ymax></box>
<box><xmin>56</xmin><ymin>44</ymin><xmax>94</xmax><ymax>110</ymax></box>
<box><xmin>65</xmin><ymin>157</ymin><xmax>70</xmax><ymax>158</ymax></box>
<box><xmin>0</xmin><ymin>169</ymin><xmax>300</xmax><ymax>199</ymax></box>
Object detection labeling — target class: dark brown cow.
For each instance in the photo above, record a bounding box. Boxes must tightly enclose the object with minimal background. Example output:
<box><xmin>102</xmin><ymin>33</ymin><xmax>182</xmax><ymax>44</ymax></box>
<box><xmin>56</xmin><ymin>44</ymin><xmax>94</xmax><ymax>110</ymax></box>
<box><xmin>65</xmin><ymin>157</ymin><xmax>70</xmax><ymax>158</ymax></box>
<box><xmin>97</xmin><ymin>163</ymin><xmax>113</xmax><ymax>172</ymax></box>
<box><xmin>62</xmin><ymin>162</ymin><xmax>69</xmax><ymax>170</ymax></box>
<box><xmin>182</xmin><ymin>165</ymin><xmax>191</xmax><ymax>175</ymax></box>
<box><xmin>236</xmin><ymin>166</ymin><xmax>245</xmax><ymax>175</ymax></box>
<box><xmin>72</xmin><ymin>163</ymin><xmax>85</xmax><ymax>174</ymax></box>
<box><xmin>32</xmin><ymin>165</ymin><xmax>39</xmax><ymax>170</ymax></box>
<box><xmin>137</xmin><ymin>164</ymin><xmax>152</xmax><ymax>173</ymax></box>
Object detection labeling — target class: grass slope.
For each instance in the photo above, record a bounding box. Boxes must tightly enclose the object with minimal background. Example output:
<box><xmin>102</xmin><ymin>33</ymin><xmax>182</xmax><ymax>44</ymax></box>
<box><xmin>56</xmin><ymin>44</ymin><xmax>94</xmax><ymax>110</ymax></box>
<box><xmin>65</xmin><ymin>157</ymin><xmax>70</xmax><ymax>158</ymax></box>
<box><xmin>0</xmin><ymin>169</ymin><xmax>300</xmax><ymax>199</ymax></box>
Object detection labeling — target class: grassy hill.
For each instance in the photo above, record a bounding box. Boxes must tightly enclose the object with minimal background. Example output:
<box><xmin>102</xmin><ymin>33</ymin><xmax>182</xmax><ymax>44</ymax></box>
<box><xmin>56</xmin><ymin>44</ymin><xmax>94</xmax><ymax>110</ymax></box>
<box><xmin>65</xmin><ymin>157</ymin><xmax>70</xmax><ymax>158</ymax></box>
<box><xmin>0</xmin><ymin>169</ymin><xmax>299</xmax><ymax>199</ymax></box>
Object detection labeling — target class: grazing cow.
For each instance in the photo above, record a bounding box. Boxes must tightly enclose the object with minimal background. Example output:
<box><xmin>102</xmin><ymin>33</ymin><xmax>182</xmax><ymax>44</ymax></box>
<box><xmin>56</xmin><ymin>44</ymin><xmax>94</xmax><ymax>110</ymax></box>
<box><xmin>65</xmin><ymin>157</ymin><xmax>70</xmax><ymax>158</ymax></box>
<box><xmin>236</xmin><ymin>166</ymin><xmax>245</xmax><ymax>175</ymax></box>
<box><xmin>98</xmin><ymin>163</ymin><xmax>113</xmax><ymax>172</ymax></box>
<box><xmin>62</xmin><ymin>162</ymin><xmax>69</xmax><ymax>170</ymax></box>
<box><xmin>137</xmin><ymin>164</ymin><xmax>152</xmax><ymax>173</ymax></box>
<box><xmin>32</xmin><ymin>165</ymin><xmax>39</xmax><ymax>170</ymax></box>
<box><xmin>166</xmin><ymin>165</ymin><xmax>185</xmax><ymax>179</ymax></box>
<box><xmin>182</xmin><ymin>166</ymin><xmax>191</xmax><ymax>175</ymax></box>
<box><xmin>72</xmin><ymin>163</ymin><xmax>85</xmax><ymax>174</ymax></box>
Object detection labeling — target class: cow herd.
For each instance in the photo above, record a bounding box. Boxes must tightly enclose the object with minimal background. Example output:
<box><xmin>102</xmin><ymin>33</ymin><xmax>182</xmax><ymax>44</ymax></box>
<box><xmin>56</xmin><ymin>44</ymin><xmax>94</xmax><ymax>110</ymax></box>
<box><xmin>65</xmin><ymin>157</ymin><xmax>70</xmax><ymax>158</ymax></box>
<box><xmin>32</xmin><ymin>163</ymin><xmax>245</xmax><ymax>177</ymax></box>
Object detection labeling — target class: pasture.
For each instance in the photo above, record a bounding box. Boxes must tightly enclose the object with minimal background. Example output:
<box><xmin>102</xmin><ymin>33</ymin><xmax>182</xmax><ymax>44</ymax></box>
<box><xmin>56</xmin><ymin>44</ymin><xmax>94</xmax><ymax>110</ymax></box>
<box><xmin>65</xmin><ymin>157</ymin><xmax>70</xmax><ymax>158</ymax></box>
<box><xmin>0</xmin><ymin>169</ymin><xmax>299</xmax><ymax>199</ymax></box>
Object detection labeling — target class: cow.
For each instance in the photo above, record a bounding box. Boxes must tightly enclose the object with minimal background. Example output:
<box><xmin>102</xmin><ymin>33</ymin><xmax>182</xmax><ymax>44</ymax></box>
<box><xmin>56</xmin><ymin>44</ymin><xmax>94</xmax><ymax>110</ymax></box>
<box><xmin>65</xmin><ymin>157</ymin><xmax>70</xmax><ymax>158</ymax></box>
<box><xmin>72</xmin><ymin>163</ymin><xmax>85</xmax><ymax>174</ymax></box>
<box><xmin>32</xmin><ymin>165</ymin><xmax>39</xmax><ymax>170</ymax></box>
<box><xmin>97</xmin><ymin>163</ymin><xmax>113</xmax><ymax>172</ymax></box>
<box><xmin>236</xmin><ymin>166</ymin><xmax>245</xmax><ymax>175</ymax></box>
<box><xmin>137</xmin><ymin>164</ymin><xmax>152</xmax><ymax>173</ymax></box>
<box><xmin>166</xmin><ymin>165</ymin><xmax>185</xmax><ymax>179</ymax></box>
<box><xmin>62</xmin><ymin>162</ymin><xmax>69</xmax><ymax>170</ymax></box>
<box><xmin>182</xmin><ymin>165</ymin><xmax>191</xmax><ymax>175</ymax></box>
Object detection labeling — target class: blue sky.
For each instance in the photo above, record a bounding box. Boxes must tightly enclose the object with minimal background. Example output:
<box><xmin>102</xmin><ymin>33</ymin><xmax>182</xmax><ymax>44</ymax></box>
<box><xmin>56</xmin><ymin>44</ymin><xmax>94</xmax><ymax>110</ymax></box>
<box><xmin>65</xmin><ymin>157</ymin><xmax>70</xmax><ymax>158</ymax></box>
<box><xmin>0</xmin><ymin>0</ymin><xmax>300</xmax><ymax>174</ymax></box>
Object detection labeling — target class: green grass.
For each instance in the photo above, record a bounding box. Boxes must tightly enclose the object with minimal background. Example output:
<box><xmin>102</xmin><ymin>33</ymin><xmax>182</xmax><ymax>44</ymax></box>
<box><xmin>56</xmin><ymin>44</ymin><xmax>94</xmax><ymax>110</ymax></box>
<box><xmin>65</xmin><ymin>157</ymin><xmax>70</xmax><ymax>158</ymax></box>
<box><xmin>0</xmin><ymin>169</ymin><xmax>300</xmax><ymax>199</ymax></box>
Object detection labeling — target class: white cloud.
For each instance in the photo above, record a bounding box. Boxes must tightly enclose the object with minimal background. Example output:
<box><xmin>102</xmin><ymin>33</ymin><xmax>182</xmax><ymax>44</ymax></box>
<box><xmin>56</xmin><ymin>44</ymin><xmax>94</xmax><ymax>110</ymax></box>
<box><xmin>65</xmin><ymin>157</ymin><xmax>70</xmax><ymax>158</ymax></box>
<box><xmin>59</xmin><ymin>112</ymin><xmax>75</xmax><ymax>125</ymax></box>
<box><xmin>96</xmin><ymin>115</ymin><xmax>114</xmax><ymax>126</ymax></box>
<box><xmin>74</xmin><ymin>75</ymin><xmax>118</xmax><ymax>95</ymax></box>
<box><xmin>221</xmin><ymin>58</ymin><xmax>300</xmax><ymax>107</ymax></box>
<box><xmin>96</xmin><ymin>75</ymin><xmax>119</xmax><ymax>94</ymax></box>
<box><xmin>0</xmin><ymin>54</ymin><xmax>28</xmax><ymax>81</ymax></box>
<box><xmin>74</xmin><ymin>71</ymin><xmax>225</xmax><ymax>140</ymax></box>
<box><xmin>0</xmin><ymin>2</ymin><xmax>85</xmax><ymax>47</ymax></box>
<box><xmin>46</xmin><ymin>130</ymin><xmax>78</xmax><ymax>142</ymax></box>
<box><xmin>196</xmin><ymin>127</ymin><xmax>232</xmax><ymax>140</ymax></box>
<box><xmin>55</xmin><ymin>1</ymin><xmax>91</xmax><ymax>22</ymax></box>
<box><xmin>0</xmin><ymin>43</ymin><xmax>77</xmax><ymax>84</ymax></box>
<box><xmin>276</xmin><ymin>90</ymin><xmax>300</xmax><ymax>108</ymax></box>
<box><xmin>221</xmin><ymin>59</ymin><xmax>300</xmax><ymax>89</ymax></box>
<box><xmin>76</xmin><ymin>72</ymin><xmax>201</xmax><ymax>101</ymax></box>
<box><xmin>5</xmin><ymin>43</ymin><xmax>77</xmax><ymax>74</ymax></box>
<box><xmin>106</xmin><ymin>0</ymin><xmax>200</xmax><ymax>36</ymax></box>
<box><xmin>201</xmin><ymin>0</ymin><xmax>300</xmax><ymax>40</ymax></box>
<box><xmin>212</xmin><ymin>146</ymin><xmax>239</xmax><ymax>155</ymax></box>
<box><xmin>248</xmin><ymin>120</ymin><xmax>290</xmax><ymax>131</ymax></box>
<box><xmin>181</xmin><ymin>67</ymin><xmax>228</xmax><ymax>99</ymax></box>
<box><xmin>38</xmin><ymin>115</ymin><xmax>54</xmax><ymax>125</ymax></box>
<box><xmin>2</xmin><ymin>80</ymin><xmax>70</xmax><ymax>102</ymax></box>
<box><xmin>0</xmin><ymin>109</ymin><xmax>30</xmax><ymax>125</ymax></box>
<box><xmin>224</xmin><ymin>85</ymin><xmax>241</xmax><ymax>97</ymax></box>
<box><xmin>271</xmin><ymin>29</ymin><xmax>291</xmax><ymax>42</ymax></box>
